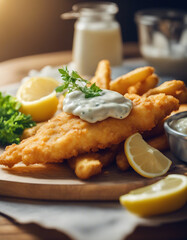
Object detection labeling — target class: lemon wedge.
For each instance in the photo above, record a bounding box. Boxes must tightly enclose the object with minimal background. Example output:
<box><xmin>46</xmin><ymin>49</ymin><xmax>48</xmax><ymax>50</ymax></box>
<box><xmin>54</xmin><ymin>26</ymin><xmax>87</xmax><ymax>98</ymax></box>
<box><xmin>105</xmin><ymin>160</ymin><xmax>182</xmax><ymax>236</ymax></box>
<box><xmin>125</xmin><ymin>133</ymin><xmax>172</xmax><ymax>178</ymax></box>
<box><xmin>17</xmin><ymin>77</ymin><xmax>59</xmax><ymax>122</ymax></box>
<box><xmin>120</xmin><ymin>174</ymin><xmax>187</xmax><ymax>217</ymax></box>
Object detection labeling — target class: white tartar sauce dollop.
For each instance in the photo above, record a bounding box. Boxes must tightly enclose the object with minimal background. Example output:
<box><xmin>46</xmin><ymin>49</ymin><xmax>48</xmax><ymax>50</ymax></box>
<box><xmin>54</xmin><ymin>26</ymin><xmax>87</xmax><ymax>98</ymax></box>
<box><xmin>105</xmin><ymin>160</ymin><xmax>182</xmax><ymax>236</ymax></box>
<box><xmin>63</xmin><ymin>89</ymin><xmax>132</xmax><ymax>123</ymax></box>
<box><xmin>170</xmin><ymin>117</ymin><xmax>187</xmax><ymax>135</ymax></box>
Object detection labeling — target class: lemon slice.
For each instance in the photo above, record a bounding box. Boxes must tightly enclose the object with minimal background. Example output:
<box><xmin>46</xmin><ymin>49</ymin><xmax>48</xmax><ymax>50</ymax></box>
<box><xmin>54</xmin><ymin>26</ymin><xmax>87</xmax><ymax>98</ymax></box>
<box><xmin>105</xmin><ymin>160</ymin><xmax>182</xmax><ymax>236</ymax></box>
<box><xmin>17</xmin><ymin>77</ymin><xmax>59</xmax><ymax>122</ymax></box>
<box><xmin>120</xmin><ymin>174</ymin><xmax>187</xmax><ymax>217</ymax></box>
<box><xmin>125</xmin><ymin>133</ymin><xmax>172</xmax><ymax>178</ymax></box>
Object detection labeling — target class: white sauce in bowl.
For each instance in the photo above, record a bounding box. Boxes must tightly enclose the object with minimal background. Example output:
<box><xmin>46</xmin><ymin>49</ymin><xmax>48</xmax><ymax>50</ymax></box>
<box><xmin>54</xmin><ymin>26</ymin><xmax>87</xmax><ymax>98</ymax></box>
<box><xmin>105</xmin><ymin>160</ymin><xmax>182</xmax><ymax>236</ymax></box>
<box><xmin>63</xmin><ymin>89</ymin><xmax>132</xmax><ymax>123</ymax></box>
<box><xmin>170</xmin><ymin>117</ymin><xmax>187</xmax><ymax>135</ymax></box>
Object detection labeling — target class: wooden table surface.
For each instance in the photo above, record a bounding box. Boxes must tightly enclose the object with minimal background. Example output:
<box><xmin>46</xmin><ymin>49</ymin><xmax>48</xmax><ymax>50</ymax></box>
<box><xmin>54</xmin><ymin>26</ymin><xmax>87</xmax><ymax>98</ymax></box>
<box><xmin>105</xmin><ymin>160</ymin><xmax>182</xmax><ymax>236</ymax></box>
<box><xmin>0</xmin><ymin>43</ymin><xmax>186</xmax><ymax>240</ymax></box>
<box><xmin>0</xmin><ymin>42</ymin><xmax>140</xmax><ymax>87</ymax></box>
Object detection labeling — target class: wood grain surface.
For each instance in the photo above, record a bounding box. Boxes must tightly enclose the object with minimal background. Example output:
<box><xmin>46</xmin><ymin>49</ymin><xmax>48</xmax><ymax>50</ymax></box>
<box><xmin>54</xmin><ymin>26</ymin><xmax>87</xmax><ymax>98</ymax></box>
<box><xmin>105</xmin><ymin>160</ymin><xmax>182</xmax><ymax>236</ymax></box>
<box><xmin>0</xmin><ymin>51</ymin><xmax>72</xmax><ymax>87</ymax></box>
<box><xmin>0</xmin><ymin>43</ymin><xmax>140</xmax><ymax>87</ymax></box>
<box><xmin>0</xmin><ymin>152</ymin><xmax>186</xmax><ymax>201</ymax></box>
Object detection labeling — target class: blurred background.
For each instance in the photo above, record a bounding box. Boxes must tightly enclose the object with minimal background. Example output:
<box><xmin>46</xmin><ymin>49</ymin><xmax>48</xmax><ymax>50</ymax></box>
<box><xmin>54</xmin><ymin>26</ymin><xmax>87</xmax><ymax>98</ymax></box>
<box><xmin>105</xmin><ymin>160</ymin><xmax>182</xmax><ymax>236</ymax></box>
<box><xmin>0</xmin><ymin>0</ymin><xmax>187</xmax><ymax>62</ymax></box>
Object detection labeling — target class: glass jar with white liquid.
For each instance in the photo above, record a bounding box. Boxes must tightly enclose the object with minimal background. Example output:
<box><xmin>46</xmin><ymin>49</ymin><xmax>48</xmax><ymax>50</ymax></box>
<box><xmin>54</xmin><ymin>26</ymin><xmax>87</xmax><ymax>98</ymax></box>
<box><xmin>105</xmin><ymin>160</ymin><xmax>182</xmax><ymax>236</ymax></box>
<box><xmin>135</xmin><ymin>9</ymin><xmax>187</xmax><ymax>80</ymax></box>
<box><xmin>62</xmin><ymin>2</ymin><xmax>123</xmax><ymax>76</ymax></box>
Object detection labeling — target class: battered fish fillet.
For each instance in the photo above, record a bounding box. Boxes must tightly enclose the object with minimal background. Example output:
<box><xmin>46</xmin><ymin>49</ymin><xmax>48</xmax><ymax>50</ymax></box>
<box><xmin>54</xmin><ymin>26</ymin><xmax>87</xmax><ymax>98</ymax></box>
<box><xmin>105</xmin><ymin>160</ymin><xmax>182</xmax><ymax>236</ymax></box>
<box><xmin>21</xmin><ymin>122</ymin><xmax>46</xmax><ymax>140</ymax></box>
<box><xmin>0</xmin><ymin>94</ymin><xmax>179</xmax><ymax>167</ymax></box>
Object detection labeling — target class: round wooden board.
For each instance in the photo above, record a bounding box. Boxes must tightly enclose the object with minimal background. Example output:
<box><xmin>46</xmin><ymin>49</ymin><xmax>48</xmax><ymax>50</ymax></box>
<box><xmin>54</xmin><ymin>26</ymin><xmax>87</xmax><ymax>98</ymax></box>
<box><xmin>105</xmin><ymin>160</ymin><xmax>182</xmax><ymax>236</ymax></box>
<box><xmin>0</xmin><ymin>161</ymin><xmax>186</xmax><ymax>201</ymax></box>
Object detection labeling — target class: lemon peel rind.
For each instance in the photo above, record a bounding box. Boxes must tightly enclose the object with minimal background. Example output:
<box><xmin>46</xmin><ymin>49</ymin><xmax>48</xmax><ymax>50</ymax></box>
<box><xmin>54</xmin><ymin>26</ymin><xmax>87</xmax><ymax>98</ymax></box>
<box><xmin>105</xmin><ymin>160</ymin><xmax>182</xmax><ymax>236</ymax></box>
<box><xmin>124</xmin><ymin>133</ymin><xmax>172</xmax><ymax>178</ymax></box>
<box><xmin>119</xmin><ymin>174</ymin><xmax>187</xmax><ymax>216</ymax></box>
<box><xmin>17</xmin><ymin>91</ymin><xmax>57</xmax><ymax>105</ymax></box>
<box><xmin>120</xmin><ymin>174</ymin><xmax>187</xmax><ymax>201</ymax></box>
<box><xmin>16</xmin><ymin>77</ymin><xmax>59</xmax><ymax>122</ymax></box>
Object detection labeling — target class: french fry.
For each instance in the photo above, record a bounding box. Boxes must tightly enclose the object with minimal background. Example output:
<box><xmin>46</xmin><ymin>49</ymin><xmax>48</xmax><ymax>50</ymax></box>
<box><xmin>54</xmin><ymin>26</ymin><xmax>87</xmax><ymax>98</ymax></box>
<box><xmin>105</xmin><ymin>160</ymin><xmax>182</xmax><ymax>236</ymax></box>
<box><xmin>110</xmin><ymin>66</ymin><xmax>154</xmax><ymax>95</ymax></box>
<box><xmin>99</xmin><ymin>145</ymin><xmax>119</xmax><ymax>167</ymax></box>
<box><xmin>68</xmin><ymin>153</ymin><xmax>102</xmax><ymax>180</ymax></box>
<box><xmin>90</xmin><ymin>60</ymin><xmax>111</xmax><ymax>89</ymax></box>
<box><xmin>68</xmin><ymin>146</ymin><xmax>118</xmax><ymax>180</ymax></box>
<box><xmin>127</xmin><ymin>73</ymin><xmax>159</xmax><ymax>95</ymax></box>
<box><xmin>175</xmin><ymin>88</ymin><xmax>187</xmax><ymax>104</ymax></box>
<box><xmin>146</xmin><ymin>134</ymin><xmax>169</xmax><ymax>151</ymax></box>
<box><xmin>143</xmin><ymin>80</ymin><xmax>186</xmax><ymax>99</ymax></box>
<box><xmin>116</xmin><ymin>149</ymin><xmax>130</xmax><ymax>171</ymax></box>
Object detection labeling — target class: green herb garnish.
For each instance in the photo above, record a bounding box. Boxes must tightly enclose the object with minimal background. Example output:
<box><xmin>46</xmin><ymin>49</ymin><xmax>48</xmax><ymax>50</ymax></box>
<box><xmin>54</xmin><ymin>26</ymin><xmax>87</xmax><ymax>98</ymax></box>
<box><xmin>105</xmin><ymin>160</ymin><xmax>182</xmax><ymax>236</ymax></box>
<box><xmin>0</xmin><ymin>92</ymin><xmax>36</xmax><ymax>146</ymax></box>
<box><xmin>56</xmin><ymin>67</ymin><xmax>102</xmax><ymax>98</ymax></box>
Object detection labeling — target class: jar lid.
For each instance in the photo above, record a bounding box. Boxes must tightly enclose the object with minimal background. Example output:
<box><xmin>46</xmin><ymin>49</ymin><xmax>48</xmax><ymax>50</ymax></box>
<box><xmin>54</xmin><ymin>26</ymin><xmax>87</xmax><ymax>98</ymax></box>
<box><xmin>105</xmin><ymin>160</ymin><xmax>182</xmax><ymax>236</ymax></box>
<box><xmin>62</xmin><ymin>2</ymin><xmax>118</xmax><ymax>19</ymax></box>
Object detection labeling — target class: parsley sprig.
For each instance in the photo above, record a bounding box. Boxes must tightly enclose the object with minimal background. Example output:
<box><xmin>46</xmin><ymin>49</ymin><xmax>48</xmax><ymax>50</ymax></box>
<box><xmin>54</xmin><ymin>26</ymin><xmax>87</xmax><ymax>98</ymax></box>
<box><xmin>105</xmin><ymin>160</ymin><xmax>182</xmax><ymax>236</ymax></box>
<box><xmin>0</xmin><ymin>92</ymin><xmax>36</xmax><ymax>146</ymax></box>
<box><xmin>56</xmin><ymin>67</ymin><xmax>102</xmax><ymax>98</ymax></box>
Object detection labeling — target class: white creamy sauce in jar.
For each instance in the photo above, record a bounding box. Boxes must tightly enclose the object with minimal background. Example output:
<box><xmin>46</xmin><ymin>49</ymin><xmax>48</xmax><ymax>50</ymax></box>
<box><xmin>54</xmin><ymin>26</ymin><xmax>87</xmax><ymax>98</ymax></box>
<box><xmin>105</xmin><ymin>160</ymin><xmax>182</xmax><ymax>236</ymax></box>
<box><xmin>170</xmin><ymin>117</ymin><xmax>187</xmax><ymax>134</ymax></box>
<box><xmin>73</xmin><ymin>23</ymin><xmax>123</xmax><ymax>76</ymax></box>
<box><xmin>63</xmin><ymin>89</ymin><xmax>132</xmax><ymax>123</ymax></box>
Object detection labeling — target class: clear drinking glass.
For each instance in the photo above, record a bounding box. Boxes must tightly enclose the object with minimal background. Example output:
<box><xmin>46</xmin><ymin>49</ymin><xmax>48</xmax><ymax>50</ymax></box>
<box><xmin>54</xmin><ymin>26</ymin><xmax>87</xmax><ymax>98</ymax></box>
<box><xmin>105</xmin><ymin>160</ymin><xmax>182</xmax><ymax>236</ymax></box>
<box><xmin>62</xmin><ymin>2</ymin><xmax>123</xmax><ymax>76</ymax></box>
<box><xmin>135</xmin><ymin>9</ymin><xmax>187</xmax><ymax>80</ymax></box>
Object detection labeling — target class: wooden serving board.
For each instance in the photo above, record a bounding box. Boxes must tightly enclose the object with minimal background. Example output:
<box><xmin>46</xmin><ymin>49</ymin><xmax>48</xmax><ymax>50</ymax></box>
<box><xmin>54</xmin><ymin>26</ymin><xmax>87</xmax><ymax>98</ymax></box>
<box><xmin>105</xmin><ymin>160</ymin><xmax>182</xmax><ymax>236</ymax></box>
<box><xmin>0</xmin><ymin>59</ymin><xmax>186</xmax><ymax>201</ymax></box>
<box><xmin>0</xmin><ymin>148</ymin><xmax>186</xmax><ymax>201</ymax></box>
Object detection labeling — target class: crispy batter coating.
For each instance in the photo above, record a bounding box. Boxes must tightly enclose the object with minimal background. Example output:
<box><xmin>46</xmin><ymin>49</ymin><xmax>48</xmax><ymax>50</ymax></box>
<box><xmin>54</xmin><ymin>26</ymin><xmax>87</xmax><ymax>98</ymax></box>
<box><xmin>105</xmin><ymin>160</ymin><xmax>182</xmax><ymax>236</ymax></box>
<box><xmin>21</xmin><ymin>122</ymin><xmax>46</xmax><ymax>140</ymax></box>
<box><xmin>0</xmin><ymin>94</ymin><xmax>179</xmax><ymax>167</ymax></box>
<box><xmin>116</xmin><ymin>143</ymin><xmax>130</xmax><ymax>171</ymax></box>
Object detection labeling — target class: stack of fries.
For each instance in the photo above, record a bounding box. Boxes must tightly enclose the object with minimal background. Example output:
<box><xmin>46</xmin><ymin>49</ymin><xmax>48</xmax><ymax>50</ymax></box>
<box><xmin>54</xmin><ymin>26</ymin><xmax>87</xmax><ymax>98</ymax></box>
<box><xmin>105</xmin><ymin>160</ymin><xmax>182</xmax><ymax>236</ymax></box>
<box><xmin>23</xmin><ymin>60</ymin><xmax>187</xmax><ymax>180</ymax></box>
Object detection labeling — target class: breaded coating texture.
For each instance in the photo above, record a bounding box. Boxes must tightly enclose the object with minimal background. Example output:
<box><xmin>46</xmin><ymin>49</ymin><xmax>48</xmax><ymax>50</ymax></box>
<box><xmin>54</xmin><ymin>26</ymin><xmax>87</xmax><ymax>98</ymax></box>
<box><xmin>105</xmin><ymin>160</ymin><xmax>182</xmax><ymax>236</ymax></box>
<box><xmin>0</xmin><ymin>94</ymin><xmax>179</xmax><ymax>167</ymax></box>
<box><xmin>21</xmin><ymin>122</ymin><xmax>46</xmax><ymax>140</ymax></box>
